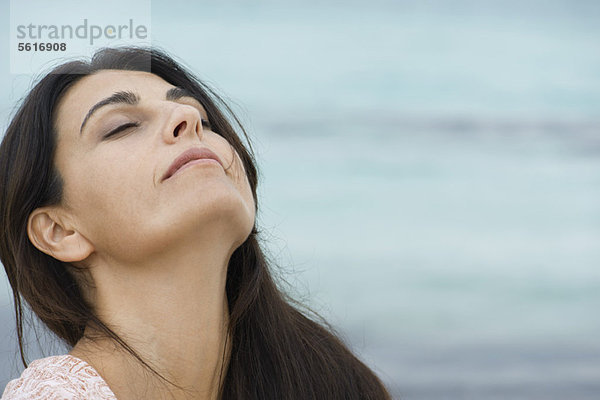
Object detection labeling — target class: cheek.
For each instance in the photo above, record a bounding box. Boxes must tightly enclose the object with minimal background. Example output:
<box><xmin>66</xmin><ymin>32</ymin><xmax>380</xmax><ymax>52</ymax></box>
<box><xmin>232</xmin><ymin>149</ymin><xmax>254</xmax><ymax>207</ymax></box>
<box><xmin>225</xmin><ymin>146</ymin><xmax>256</xmax><ymax>223</ymax></box>
<box><xmin>61</xmin><ymin>157</ymin><xmax>163</xmax><ymax>262</ymax></box>
<box><xmin>215</xmin><ymin>139</ymin><xmax>249</xmax><ymax>189</ymax></box>
<box><xmin>62</xmin><ymin>153</ymin><xmax>154</xmax><ymax>229</ymax></box>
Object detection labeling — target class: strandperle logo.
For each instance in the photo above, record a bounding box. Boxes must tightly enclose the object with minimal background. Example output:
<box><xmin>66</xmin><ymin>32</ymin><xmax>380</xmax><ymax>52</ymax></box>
<box><xmin>16</xmin><ymin>19</ymin><xmax>148</xmax><ymax>45</ymax></box>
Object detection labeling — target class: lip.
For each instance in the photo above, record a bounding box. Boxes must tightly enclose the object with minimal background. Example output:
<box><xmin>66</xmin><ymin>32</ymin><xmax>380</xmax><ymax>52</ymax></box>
<box><xmin>162</xmin><ymin>147</ymin><xmax>223</xmax><ymax>182</ymax></box>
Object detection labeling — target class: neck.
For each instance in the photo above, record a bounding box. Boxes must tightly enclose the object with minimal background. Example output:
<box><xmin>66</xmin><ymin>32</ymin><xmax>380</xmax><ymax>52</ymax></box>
<box><xmin>70</xmin><ymin>238</ymin><xmax>234</xmax><ymax>400</ymax></box>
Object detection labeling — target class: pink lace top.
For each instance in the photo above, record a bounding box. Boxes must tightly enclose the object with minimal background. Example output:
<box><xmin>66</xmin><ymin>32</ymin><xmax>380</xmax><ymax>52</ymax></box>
<box><xmin>2</xmin><ymin>354</ymin><xmax>117</xmax><ymax>399</ymax></box>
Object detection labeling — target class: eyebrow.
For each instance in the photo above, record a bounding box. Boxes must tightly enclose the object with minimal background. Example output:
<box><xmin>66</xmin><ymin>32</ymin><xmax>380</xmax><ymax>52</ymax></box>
<box><xmin>79</xmin><ymin>87</ymin><xmax>197</xmax><ymax>135</ymax></box>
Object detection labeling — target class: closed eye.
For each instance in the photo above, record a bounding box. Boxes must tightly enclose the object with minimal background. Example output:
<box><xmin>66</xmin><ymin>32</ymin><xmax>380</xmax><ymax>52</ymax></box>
<box><xmin>103</xmin><ymin>117</ymin><xmax>209</xmax><ymax>140</ymax></box>
<box><xmin>103</xmin><ymin>121</ymin><xmax>140</xmax><ymax>140</ymax></box>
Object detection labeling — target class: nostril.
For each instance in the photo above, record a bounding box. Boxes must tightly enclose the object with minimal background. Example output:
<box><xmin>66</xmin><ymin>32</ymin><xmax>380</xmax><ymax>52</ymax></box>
<box><xmin>173</xmin><ymin>121</ymin><xmax>187</xmax><ymax>137</ymax></box>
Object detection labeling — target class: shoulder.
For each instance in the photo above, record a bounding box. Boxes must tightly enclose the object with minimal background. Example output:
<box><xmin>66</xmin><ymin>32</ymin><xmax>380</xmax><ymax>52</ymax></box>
<box><xmin>2</xmin><ymin>354</ymin><xmax>117</xmax><ymax>400</ymax></box>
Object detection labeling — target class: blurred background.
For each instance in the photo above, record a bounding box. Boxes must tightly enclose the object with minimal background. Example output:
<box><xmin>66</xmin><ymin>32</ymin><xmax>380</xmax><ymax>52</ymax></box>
<box><xmin>1</xmin><ymin>0</ymin><xmax>600</xmax><ymax>398</ymax></box>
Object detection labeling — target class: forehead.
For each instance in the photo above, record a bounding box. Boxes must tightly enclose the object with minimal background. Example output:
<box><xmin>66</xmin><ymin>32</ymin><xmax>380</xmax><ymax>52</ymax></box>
<box><xmin>55</xmin><ymin>70</ymin><xmax>173</xmax><ymax>134</ymax></box>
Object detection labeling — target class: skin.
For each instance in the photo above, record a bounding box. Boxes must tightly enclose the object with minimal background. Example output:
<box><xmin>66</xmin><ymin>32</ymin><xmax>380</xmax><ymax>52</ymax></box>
<box><xmin>27</xmin><ymin>70</ymin><xmax>256</xmax><ymax>399</ymax></box>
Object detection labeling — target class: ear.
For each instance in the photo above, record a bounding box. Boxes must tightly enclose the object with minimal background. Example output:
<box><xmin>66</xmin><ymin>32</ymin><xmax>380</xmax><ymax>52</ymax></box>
<box><xmin>27</xmin><ymin>207</ymin><xmax>94</xmax><ymax>262</ymax></box>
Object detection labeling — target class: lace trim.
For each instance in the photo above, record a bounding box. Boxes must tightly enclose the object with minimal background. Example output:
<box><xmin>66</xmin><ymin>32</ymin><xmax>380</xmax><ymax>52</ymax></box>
<box><xmin>2</xmin><ymin>354</ymin><xmax>117</xmax><ymax>399</ymax></box>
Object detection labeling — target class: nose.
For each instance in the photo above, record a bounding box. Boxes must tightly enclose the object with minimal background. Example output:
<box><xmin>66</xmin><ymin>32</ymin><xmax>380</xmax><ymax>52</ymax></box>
<box><xmin>162</xmin><ymin>103</ymin><xmax>203</xmax><ymax>143</ymax></box>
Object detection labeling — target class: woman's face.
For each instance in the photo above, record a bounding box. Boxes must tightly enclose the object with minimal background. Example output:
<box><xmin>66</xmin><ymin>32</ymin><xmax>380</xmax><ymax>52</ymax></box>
<box><xmin>52</xmin><ymin>70</ymin><xmax>255</xmax><ymax>265</ymax></box>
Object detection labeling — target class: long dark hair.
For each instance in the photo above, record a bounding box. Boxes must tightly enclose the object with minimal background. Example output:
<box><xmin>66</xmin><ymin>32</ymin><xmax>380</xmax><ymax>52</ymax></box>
<box><xmin>0</xmin><ymin>46</ymin><xmax>392</xmax><ymax>399</ymax></box>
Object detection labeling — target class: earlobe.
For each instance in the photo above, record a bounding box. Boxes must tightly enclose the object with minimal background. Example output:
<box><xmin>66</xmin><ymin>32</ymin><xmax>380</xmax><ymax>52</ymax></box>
<box><xmin>27</xmin><ymin>208</ymin><xmax>94</xmax><ymax>262</ymax></box>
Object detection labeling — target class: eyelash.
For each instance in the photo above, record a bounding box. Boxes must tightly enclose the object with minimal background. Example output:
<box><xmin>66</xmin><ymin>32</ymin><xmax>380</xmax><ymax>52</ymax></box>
<box><xmin>103</xmin><ymin>122</ymin><xmax>140</xmax><ymax>139</ymax></box>
<box><xmin>103</xmin><ymin>118</ymin><xmax>212</xmax><ymax>140</ymax></box>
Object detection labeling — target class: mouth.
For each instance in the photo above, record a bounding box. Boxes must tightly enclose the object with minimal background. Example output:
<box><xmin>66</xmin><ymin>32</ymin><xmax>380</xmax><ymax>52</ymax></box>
<box><xmin>162</xmin><ymin>147</ymin><xmax>223</xmax><ymax>182</ymax></box>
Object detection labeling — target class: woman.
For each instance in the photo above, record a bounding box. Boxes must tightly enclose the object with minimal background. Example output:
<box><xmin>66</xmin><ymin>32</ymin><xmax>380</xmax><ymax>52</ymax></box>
<box><xmin>0</xmin><ymin>46</ymin><xmax>392</xmax><ymax>399</ymax></box>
